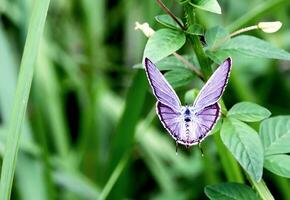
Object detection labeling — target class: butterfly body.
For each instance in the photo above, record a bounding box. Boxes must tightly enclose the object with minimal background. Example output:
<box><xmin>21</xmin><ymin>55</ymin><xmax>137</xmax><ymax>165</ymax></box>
<box><xmin>144</xmin><ymin>57</ymin><xmax>231</xmax><ymax>147</ymax></box>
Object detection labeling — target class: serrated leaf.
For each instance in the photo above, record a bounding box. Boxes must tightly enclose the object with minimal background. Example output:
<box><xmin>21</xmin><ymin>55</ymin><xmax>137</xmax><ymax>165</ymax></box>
<box><xmin>264</xmin><ymin>154</ymin><xmax>290</xmax><ymax>178</ymax></box>
<box><xmin>205</xmin><ymin>26</ymin><xmax>228</xmax><ymax>49</ymax></box>
<box><xmin>260</xmin><ymin>116</ymin><xmax>290</xmax><ymax>156</ymax></box>
<box><xmin>228</xmin><ymin>102</ymin><xmax>271</xmax><ymax>122</ymax></box>
<box><xmin>219</xmin><ymin>35</ymin><xmax>290</xmax><ymax>61</ymax></box>
<box><xmin>143</xmin><ymin>29</ymin><xmax>186</xmax><ymax>63</ymax></box>
<box><xmin>189</xmin><ymin>0</ymin><xmax>221</xmax><ymax>14</ymax></box>
<box><xmin>205</xmin><ymin>183</ymin><xmax>258</xmax><ymax>200</ymax></box>
<box><xmin>221</xmin><ymin>118</ymin><xmax>264</xmax><ymax>181</ymax></box>
<box><xmin>155</xmin><ymin>14</ymin><xmax>183</xmax><ymax>30</ymax></box>
<box><xmin>164</xmin><ymin>68</ymin><xmax>194</xmax><ymax>88</ymax></box>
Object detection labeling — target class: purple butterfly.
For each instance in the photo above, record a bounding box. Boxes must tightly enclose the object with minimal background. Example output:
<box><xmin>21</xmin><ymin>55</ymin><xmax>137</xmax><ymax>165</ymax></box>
<box><xmin>144</xmin><ymin>57</ymin><xmax>232</xmax><ymax>147</ymax></box>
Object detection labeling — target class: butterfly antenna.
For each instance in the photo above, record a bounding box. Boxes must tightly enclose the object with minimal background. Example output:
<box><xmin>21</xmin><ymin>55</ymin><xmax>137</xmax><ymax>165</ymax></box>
<box><xmin>198</xmin><ymin>141</ymin><xmax>204</xmax><ymax>157</ymax></box>
<box><xmin>175</xmin><ymin>141</ymin><xmax>178</xmax><ymax>156</ymax></box>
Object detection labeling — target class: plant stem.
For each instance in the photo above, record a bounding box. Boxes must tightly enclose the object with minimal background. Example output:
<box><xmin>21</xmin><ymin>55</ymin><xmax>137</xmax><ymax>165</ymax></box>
<box><xmin>156</xmin><ymin>0</ymin><xmax>185</xmax><ymax>30</ymax></box>
<box><xmin>247</xmin><ymin>174</ymin><xmax>275</xmax><ymax>200</ymax></box>
<box><xmin>183</xmin><ymin>4</ymin><xmax>212</xmax><ymax>79</ymax></box>
<box><xmin>212</xmin><ymin>25</ymin><xmax>258</xmax><ymax>51</ymax></box>
<box><xmin>172</xmin><ymin>52</ymin><xmax>204</xmax><ymax>80</ymax></box>
<box><xmin>0</xmin><ymin>0</ymin><xmax>50</xmax><ymax>199</ymax></box>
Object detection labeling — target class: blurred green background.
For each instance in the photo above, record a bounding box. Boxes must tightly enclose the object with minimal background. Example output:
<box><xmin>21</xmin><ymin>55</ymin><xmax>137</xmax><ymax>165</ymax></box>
<box><xmin>0</xmin><ymin>0</ymin><xmax>290</xmax><ymax>199</ymax></box>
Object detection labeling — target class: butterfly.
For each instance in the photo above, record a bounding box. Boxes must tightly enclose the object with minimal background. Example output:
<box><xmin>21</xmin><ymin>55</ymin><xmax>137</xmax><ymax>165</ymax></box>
<box><xmin>144</xmin><ymin>57</ymin><xmax>232</xmax><ymax>148</ymax></box>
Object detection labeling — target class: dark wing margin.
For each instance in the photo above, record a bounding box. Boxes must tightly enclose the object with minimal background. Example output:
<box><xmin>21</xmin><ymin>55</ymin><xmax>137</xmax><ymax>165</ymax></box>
<box><xmin>195</xmin><ymin>103</ymin><xmax>221</xmax><ymax>141</ymax></box>
<box><xmin>156</xmin><ymin>102</ymin><xmax>183</xmax><ymax>141</ymax></box>
<box><xmin>193</xmin><ymin>57</ymin><xmax>232</xmax><ymax>110</ymax></box>
<box><xmin>144</xmin><ymin>58</ymin><xmax>181</xmax><ymax>111</ymax></box>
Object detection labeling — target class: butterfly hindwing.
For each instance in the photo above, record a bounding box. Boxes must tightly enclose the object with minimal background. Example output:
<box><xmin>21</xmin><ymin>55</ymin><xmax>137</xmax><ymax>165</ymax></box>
<box><xmin>194</xmin><ymin>103</ymin><xmax>220</xmax><ymax>142</ymax></box>
<box><xmin>156</xmin><ymin>102</ymin><xmax>183</xmax><ymax>141</ymax></box>
<box><xmin>144</xmin><ymin>58</ymin><xmax>181</xmax><ymax>111</ymax></box>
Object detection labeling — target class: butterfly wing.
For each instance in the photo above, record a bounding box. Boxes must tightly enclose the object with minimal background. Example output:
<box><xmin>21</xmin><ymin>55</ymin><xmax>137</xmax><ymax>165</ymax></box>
<box><xmin>157</xmin><ymin>102</ymin><xmax>220</xmax><ymax>145</ymax></box>
<box><xmin>156</xmin><ymin>102</ymin><xmax>184</xmax><ymax>141</ymax></box>
<box><xmin>191</xmin><ymin>58</ymin><xmax>232</xmax><ymax>142</ymax></box>
<box><xmin>144</xmin><ymin>58</ymin><xmax>183</xmax><ymax>142</ymax></box>
<box><xmin>144</xmin><ymin>58</ymin><xmax>181</xmax><ymax>111</ymax></box>
<box><xmin>193</xmin><ymin>103</ymin><xmax>220</xmax><ymax>142</ymax></box>
<box><xmin>193</xmin><ymin>57</ymin><xmax>232</xmax><ymax>110</ymax></box>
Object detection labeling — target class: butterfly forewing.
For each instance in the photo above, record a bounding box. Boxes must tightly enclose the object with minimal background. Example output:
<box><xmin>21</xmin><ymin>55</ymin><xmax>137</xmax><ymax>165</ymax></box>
<box><xmin>144</xmin><ymin>58</ymin><xmax>181</xmax><ymax>111</ymax></box>
<box><xmin>193</xmin><ymin>58</ymin><xmax>232</xmax><ymax>110</ymax></box>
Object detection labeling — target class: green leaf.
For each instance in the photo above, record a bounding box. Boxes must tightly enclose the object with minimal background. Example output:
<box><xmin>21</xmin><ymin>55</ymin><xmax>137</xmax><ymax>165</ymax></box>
<box><xmin>189</xmin><ymin>0</ymin><xmax>222</xmax><ymax>14</ymax></box>
<box><xmin>155</xmin><ymin>14</ymin><xmax>183</xmax><ymax>30</ymax></box>
<box><xmin>164</xmin><ymin>68</ymin><xmax>194</xmax><ymax>88</ymax></box>
<box><xmin>184</xmin><ymin>89</ymin><xmax>199</xmax><ymax>104</ymax></box>
<box><xmin>143</xmin><ymin>29</ymin><xmax>186</xmax><ymax>63</ymax></box>
<box><xmin>185</xmin><ymin>24</ymin><xmax>204</xmax><ymax>36</ymax></box>
<box><xmin>206</xmin><ymin>49</ymin><xmax>230</xmax><ymax>64</ymax></box>
<box><xmin>221</xmin><ymin>118</ymin><xmax>264</xmax><ymax>181</ymax></box>
<box><xmin>219</xmin><ymin>35</ymin><xmax>290</xmax><ymax>61</ymax></box>
<box><xmin>0</xmin><ymin>0</ymin><xmax>51</xmax><ymax>199</ymax></box>
<box><xmin>264</xmin><ymin>154</ymin><xmax>290</xmax><ymax>178</ymax></box>
<box><xmin>260</xmin><ymin>116</ymin><xmax>290</xmax><ymax>156</ymax></box>
<box><xmin>133</xmin><ymin>54</ymin><xmax>200</xmax><ymax>70</ymax></box>
<box><xmin>205</xmin><ymin>26</ymin><xmax>228</xmax><ymax>49</ymax></box>
<box><xmin>205</xmin><ymin>183</ymin><xmax>258</xmax><ymax>200</ymax></box>
<box><xmin>53</xmin><ymin>168</ymin><xmax>100</xmax><ymax>199</ymax></box>
<box><xmin>228</xmin><ymin>102</ymin><xmax>271</xmax><ymax>122</ymax></box>
<box><xmin>156</xmin><ymin>55</ymin><xmax>199</xmax><ymax>71</ymax></box>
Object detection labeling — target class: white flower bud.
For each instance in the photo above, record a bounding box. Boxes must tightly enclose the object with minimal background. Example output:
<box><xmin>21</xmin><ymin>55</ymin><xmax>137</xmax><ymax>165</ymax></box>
<box><xmin>258</xmin><ymin>21</ymin><xmax>282</xmax><ymax>33</ymax></box>
<box><xmin>134</xmin><ymin>22</ymin><xmax>155</xmax><ymax>37</ymax></box>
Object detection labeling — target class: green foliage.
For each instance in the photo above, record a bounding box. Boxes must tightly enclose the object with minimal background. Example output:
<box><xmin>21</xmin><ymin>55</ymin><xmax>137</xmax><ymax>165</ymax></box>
<box><xmin>210</xmin><ymin>35</ymin><xmax>290</xmax><ymax>62</ymax></box>
<box><xmin>143</xmin><ymin>28</ymin><xmax>186</xmax><ymax>62</ymax></box>
<box><xmin>205</xmin><ymin>26</ymin><xmax>228</xmax><ymax>49</ymax></box>
<box><xmin>205</xmin><ymin>183</ymin><xmax>258</xmax><ymax>200</ymax></box>
<box><xmin>155</xmin><ymin>14</ymin><xmax>184</xmax><ymax>30</ymax></box>
<box><xmin>221</xmin><ymin>118</ymin><xmax>264</xmax><ymax>181</ymax></box>
<box><xmin>157</xmin><ymin>54</ymin><xmax>200</xmax><ymax>70</ymax></box>
<box><xmin>187</xmin><ymin>0</ymin><xmax>222</xmax><ymax>14</ymax></box>
<box><xmin>260</xmin><ymin>116</ymin><xmax>290</xmax><ymax>156</ymax></box>
<box><xmin>228</xmin><ymin>102</ymin><xmax>271</xmax><ymax>122</ymax></box>
<box><xmin>264</xmin><ymin>155</ymin><xmax>290</xmax><ymax>178</ymax></box>
<box><xmin>1</xmin><ymin>0</ymin><xmax>290</xmax><ymax>199</ymax></box>
<box><xmin>259</xmin><ymin>116</ymin><xmax>290</xmax><ymax>178</ymax></box>
<box><xmin>165</xmin><ymin>68</ymin><xmax>195</xmax><ymax>88</ymax></box>
<box><xmin>0</xmin><ymin>0</ymin><xmax>50</xmax><ymax>199</ymax></box>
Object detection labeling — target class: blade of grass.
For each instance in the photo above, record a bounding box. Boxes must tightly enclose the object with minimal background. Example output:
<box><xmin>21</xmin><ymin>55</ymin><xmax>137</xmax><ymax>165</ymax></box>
<box><xmin>107</xmin><ymin>70</ymin><xmax>147</xmax><ymax>198</ymax></box>
<box><xmin>0</xmin><ymin>0</ymin><xmax>50</xmax><ymax>199</ymax></box>
<box><xmin>108</xmin><ymin>70</ymin><xmax>147</xmax><ymax>175</ymax></box>
<box><xmin>35</xmin><ymin>40</ymin><xmax>70</xmax><ymax>157</ymax></box>
<box><xmin>0</xmin><ymin>21</ymin><xmax>48</xmax><ymax>200</ymax></box>
<box><xmin>98</xmin><ymin>153</ymin><xmax>130</xmax><ymax>200</ymax></box>
<box><xmin>52</xmin><ymin>168</ymin><xmax>100</xmax><ymax>199</ymax></box>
